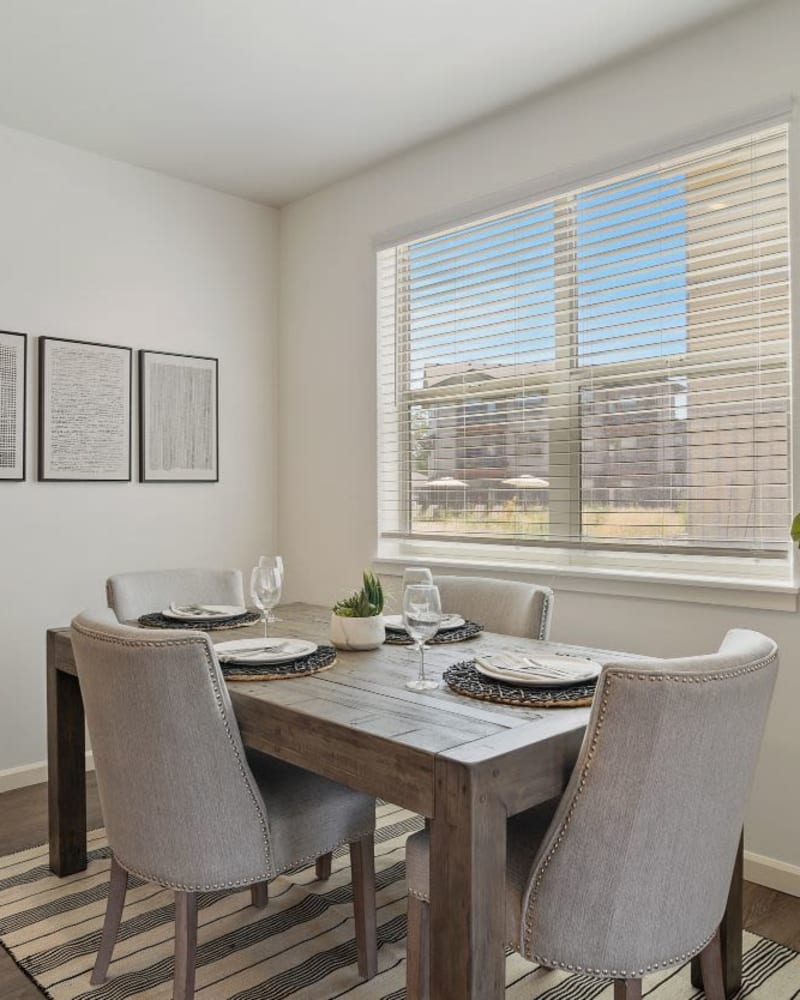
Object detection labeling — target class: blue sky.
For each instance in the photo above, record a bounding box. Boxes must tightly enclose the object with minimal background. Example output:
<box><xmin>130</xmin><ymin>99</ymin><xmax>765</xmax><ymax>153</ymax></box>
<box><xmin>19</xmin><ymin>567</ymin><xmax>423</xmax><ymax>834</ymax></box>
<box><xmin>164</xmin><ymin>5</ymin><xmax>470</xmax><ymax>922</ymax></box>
<box><xmin>406</xmin><ymin>171</ymin><xmax>689</xmax><ymax>386</ymax></box>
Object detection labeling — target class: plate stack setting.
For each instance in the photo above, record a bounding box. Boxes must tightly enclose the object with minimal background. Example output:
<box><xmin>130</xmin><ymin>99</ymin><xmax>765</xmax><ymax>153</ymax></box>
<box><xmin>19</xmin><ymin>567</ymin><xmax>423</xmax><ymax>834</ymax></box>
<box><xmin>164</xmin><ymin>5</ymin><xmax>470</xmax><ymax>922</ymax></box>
<box><xmin>383</xmin><ymin>613</ymin><xmax>484</xmax><ymax>645</ymax></box>
<box><xmin>138</xmin><ymin>604</ymin><xmax>261</xmax><ymax>630</ymax></box>
<box><xmin>444</xmin><ymin>653</ymin><xmax>602</xmax><ymax>708</ymax></box>
<box><xmin>215</xmin><ymin>639</ymin><xmax>337</xmax><ymax>681</ymax></box>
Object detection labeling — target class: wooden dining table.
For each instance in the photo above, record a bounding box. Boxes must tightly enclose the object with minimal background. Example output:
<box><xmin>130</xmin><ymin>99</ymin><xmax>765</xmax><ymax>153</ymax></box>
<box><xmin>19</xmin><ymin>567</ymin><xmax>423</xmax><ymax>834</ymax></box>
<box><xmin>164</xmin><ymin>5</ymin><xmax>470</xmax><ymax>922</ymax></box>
<box><xmin>46</xmin><ymin>602</ymin><xmax>744</xmax><ymax>1000</ymax></box>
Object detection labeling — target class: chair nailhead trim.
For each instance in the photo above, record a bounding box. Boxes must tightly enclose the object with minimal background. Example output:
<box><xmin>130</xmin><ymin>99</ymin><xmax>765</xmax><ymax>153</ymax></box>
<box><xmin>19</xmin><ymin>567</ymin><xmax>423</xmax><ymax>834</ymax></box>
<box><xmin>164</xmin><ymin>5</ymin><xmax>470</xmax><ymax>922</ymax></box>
<box><xmin>526</xmin><ymin>926</ymin><xmax>717</xmax><ymax>979</ymax></box>
<box><xmin>519</xmin><ymin>647</ymin><xmax>778</xmax><ymax>973</ymax></box>
<box><xmin>114</xmin><ymin>853</ymin><xmax>272</xmax><ymax>893</ymax></box>
<box><xmin>538</xmin><ymin>589</ymin><xmax>554</xmax><ymax>641</ymax></box>
<box><xmin>114</xmin><ymin>825</ymin><xmax>374</xmax><ymax>892</ymax></box>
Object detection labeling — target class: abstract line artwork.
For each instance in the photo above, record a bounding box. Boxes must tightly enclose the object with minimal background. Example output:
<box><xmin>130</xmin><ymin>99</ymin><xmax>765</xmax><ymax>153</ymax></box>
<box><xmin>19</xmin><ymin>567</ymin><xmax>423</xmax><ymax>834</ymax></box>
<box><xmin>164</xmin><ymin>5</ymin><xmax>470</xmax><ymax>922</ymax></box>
<box><xmin>38</xmin><ymin>337</ymin><xmax>132</xmax><ymax>482</ymax></box>
<box><xmin>139</xmin><ymin>351</ymin><xmax>218</xmax><ymax>482</ymax></box>
<box><xmin>0</xmin><ymin>331</ymin><xmax>27</xmax><ymax>481</ymax></box>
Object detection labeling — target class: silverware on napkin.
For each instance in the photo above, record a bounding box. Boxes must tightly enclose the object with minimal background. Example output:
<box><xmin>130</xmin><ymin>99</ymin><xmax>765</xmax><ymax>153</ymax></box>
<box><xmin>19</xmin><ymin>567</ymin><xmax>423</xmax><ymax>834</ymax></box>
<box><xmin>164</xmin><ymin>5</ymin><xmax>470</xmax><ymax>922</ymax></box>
<box><xmin>219</xmin><ymin>642</ymin><xmax>290</xmax><ymax>661</ymax></box>
<box><xmin>476</xmin><ymin>655</ymin><xmax>582</xmax><ymax>681</ymax></box>
<box><xmin>169</xmin><ymin>603</ymin><xmax>222</xmax><ymax>616</ymax></box>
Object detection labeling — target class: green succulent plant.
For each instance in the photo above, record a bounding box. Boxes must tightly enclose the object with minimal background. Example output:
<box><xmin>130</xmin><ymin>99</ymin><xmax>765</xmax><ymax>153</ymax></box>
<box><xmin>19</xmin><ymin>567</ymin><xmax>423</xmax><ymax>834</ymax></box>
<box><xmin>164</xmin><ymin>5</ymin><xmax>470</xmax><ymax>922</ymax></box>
<box><xmin>791</xmin><ymin>513</ymin><xmax>800</xmax><ymax>546</ymax></box>
<box><xmin>332</xmin><ymin>571</ymin><xmax>385</xmax><ymax>618</ymax></box>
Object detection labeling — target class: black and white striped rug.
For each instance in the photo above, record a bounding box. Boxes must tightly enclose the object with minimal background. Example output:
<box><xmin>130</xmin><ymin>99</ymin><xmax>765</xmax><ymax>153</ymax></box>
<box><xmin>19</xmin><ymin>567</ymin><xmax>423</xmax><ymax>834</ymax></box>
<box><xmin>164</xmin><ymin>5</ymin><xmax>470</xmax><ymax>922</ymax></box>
<box><xmin>0</xmin><ymin>804</ymin><xmax>797</xmax><ymax>998</ymax></box>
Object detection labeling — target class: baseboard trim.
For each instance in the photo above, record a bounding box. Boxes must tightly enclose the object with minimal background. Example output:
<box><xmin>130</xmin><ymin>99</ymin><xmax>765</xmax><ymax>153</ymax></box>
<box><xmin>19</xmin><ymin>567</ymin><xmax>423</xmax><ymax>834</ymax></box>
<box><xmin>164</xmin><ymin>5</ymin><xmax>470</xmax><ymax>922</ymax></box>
<box><xmin>0</xmin><ymin>753</ymin><xmax>95</xmax><ymax>794</ymax></box>
<box><xmin>745</xmin><ymin>850</ymin><xmax>800</xmax><ymax>898</ymax></box>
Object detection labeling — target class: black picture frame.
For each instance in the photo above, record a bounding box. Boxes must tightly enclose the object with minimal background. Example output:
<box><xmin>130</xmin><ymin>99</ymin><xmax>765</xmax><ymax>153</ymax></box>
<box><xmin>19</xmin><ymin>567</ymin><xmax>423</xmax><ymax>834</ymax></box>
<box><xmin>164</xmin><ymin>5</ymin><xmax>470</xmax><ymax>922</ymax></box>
<box><xmin>0</xmin><ymin>331</ymin><xmax>27</xmax><ymax>482</ymax></box>
<box><xmin>38</xmin><ymin>336</ymin><xmax>132</xmax><ymax>482</ymax></box>
<box><xmin>139</xmin><ymin>350</ymin><xmax>219</xmax><ymax>483</ymax></box>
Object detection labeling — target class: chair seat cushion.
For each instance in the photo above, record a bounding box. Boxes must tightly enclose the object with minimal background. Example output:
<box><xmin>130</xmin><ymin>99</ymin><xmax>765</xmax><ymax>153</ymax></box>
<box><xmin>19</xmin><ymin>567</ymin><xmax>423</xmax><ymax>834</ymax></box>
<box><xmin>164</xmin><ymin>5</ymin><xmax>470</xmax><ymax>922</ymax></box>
<box><xmin>406</xmin><ymin>798</ymin><xmax>559</xmax><ymax>944</ymax></box>
<box><xmin>246</xmin><ymin>750</ymin><xmax>375</xmax><ymax>874</ymax></box>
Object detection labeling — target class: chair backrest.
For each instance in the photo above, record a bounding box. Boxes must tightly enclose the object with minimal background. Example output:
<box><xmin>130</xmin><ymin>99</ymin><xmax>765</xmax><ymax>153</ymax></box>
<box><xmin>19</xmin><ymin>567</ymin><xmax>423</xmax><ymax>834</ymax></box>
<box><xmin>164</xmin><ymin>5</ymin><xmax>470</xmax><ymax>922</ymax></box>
<box><xmin>106</xmin><ymin>567</ymin><xmax>245</xmax><ymax>621</ymax></box>
<box><xmin>71</xmin><ymin>609</ymin><xmax>274</xmax><ymax>890</ymax></box>
<box><xmin>519</xmin><ymin>628</ymin><xmax>778</xmax><ymax>977</ymax></box>
<box><xmin>433</xmin><ymin>575</ymin><xmax>553</xmax><ymax>639</ymax></box>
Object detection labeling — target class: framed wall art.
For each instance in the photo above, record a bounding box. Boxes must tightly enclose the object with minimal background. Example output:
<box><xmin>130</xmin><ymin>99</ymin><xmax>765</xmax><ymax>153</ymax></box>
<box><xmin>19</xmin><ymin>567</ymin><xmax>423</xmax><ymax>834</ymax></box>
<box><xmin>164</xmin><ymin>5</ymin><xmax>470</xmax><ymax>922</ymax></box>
<box><xmin>38</xmin><ymin>337</ymin><xmax>132</xmax><ymax>482</ymax></box>
<box><xmin>0</xmin><ymin>331</ymin><xmax>27</xmax><ymax>481</ymax></box>
<box><xmin>139</xmin><ymin>350</ymin><xmax>218</xmax><ymax>482</ymax></box>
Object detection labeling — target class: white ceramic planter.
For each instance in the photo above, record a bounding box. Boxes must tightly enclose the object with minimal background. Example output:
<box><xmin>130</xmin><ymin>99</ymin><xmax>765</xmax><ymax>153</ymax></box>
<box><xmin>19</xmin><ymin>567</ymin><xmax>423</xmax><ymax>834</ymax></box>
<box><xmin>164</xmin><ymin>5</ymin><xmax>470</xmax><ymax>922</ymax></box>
<box><xmin>329</xmin><ymin>613</ymin><xmax>385</xmax><ymax>651</ymax></box>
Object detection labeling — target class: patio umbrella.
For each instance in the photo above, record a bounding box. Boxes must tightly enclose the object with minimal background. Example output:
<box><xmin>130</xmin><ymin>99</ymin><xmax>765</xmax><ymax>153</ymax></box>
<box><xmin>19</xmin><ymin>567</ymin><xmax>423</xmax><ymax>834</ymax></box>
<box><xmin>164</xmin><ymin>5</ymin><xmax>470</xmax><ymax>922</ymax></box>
<box><xmin>423</xmin><ymin>476</ymin><xmax>468</xmax><ymax>514</ymax></box>
<box><xmin>426</xmin><ymin>476</ymin><xmax>468</xmax><ymax>487</ymax></box>
<box><xmin>501</xmin><ymin>475</ymin><xmax>550</xmax><ymax>488</ymax></box>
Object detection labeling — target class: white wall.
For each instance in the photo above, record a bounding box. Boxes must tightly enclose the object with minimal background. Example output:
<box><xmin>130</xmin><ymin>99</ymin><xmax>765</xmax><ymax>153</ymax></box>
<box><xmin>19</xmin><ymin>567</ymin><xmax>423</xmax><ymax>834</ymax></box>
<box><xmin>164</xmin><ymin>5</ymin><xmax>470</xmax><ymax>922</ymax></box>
<box><xmin>279</xmin><ymin>0</ymin><xmax>800</xmax><ymax>885</ymax></box>
<box><xmin>0</xmin><ymin>125</ymin><xmax>278</xmax><ymax>781</ymax></box>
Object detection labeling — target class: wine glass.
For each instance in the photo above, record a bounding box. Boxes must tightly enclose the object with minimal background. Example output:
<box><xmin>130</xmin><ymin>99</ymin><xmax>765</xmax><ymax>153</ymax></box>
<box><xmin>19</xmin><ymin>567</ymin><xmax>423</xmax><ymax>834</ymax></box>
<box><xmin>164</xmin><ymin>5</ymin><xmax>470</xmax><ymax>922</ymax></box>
<box><xmin>402</xmin><ymin>566</ymin><xmax>433</xmax><ymax>591</ymax></box>
<box><xmin>258</xmin><ymin>554</ymin><xmax>284</xmax><ymax>579</ymax></box>
<box><xmin>250</xmin><ymin>564</ymin><xmax>282</xmax><ymax>638</ymax></box>
<box><xmin>257</xmin><ymin>555</ymin><xmax>283</xmax><ymax>622</ymax></box>
<box><xmin>403</xmin><ymin>583</ymin><xmax>442</xmax><ymax>692</ymax></box>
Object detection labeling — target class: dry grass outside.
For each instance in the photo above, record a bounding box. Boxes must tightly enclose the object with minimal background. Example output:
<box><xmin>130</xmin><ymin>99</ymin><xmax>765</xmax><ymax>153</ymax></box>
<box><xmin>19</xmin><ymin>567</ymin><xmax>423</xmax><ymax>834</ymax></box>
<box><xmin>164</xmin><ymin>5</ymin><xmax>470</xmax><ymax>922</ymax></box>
<box><xmin>413</xmin><ymin>503</ymin><xmax>688</xmax><ymax>541</ymax></box>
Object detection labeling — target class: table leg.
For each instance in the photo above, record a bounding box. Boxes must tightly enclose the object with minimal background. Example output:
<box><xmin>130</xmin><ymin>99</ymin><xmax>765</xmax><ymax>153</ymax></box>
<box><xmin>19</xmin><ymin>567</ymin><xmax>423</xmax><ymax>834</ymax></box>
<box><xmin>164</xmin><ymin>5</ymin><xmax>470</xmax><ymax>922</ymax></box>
<box><xmin>47</xmin><ymin>641</ymin><xmax>87</xmax><ymax>876</ymax></box>
<box><xmin>691</xmin><ymin>832</ymin><xmax>743</xmax><ymax>997</ymax></box>
<box><xmin>429</xmin><ymin>757</ymin><xmax>506</xmax><ymax>1000</ymax></box>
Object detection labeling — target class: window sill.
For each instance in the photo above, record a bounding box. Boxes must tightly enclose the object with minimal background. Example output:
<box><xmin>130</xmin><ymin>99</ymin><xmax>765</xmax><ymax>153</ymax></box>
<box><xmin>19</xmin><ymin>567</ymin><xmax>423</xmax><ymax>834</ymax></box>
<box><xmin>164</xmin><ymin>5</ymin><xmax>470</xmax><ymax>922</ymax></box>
<box><xmin>374</xmin><ymin>546</ymin><xmax>800</xmax><ymax>612</ymax></box>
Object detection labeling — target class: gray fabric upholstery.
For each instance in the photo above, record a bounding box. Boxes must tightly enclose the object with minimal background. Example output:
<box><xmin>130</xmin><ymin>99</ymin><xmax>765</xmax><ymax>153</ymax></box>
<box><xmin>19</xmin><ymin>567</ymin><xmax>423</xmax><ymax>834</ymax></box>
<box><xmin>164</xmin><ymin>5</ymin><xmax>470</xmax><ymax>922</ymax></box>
<box><xmin>106</xmin><ymin>568</ymin><xmax>245</xmax><ymax>622</ymax></box>
<box><xmin>433</xmin><ymin>575</ymin><xmax>553</xmax><ymax>639</ymax></box>
<box><xmin>246</xmin><ymin>751</ymin><xmax>374</xmax><ymax>872</ymax></box>
<box><xmin>71</xmin><ymin>609</ymin><xmax>375</xmax><ymax>891</ymax></box>
<box><xmin>405</xmin><ymin>800</ymin><xmax>559</xmax><ymax>943</ymax></box>
<box><xmin>519</xmin><ymin>628</ymin><xmax>779</xmax><ymax>977</ymax></box>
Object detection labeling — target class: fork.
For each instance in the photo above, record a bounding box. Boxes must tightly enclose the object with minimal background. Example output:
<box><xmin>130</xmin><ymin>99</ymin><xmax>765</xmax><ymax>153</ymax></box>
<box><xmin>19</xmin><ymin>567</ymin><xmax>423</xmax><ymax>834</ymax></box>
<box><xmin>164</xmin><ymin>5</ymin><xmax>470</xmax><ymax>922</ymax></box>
<box><xmin>170</xmin><ymin>603</ymin><xmax>220</xmax><ymax>616</ymax></box>
<box><xmin>479</xmin><ymin>656</ymin><xmax>578</xmax><ymax>679</ymax></box>
<box><xmin>220</xmin><ymin>642</ymin><xmax>289</xmax><ymax>660</ymax></box>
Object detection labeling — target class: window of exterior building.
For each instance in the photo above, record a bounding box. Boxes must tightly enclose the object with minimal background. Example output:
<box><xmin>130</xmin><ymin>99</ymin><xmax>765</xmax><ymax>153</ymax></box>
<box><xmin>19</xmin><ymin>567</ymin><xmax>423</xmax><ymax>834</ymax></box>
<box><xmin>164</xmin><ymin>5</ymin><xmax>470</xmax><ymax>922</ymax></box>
<box><xmin>377</xmin><ymin>125</ymin><xmax>791</xmax><ymax>569</ymax></box>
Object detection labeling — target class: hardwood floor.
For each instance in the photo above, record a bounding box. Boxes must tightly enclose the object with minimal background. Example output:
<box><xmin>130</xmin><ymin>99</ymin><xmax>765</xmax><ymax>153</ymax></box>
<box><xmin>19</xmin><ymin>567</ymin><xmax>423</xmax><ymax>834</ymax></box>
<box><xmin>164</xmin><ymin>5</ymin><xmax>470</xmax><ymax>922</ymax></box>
<box><xmin>0</xmin><ymin>777</ymin><xmax>102</xmax><ymax>999</ymax></box>
<box><xmin>0</xmin><ymin>778</ymin><xmax>797</xmax><ymax>998</ymax></box>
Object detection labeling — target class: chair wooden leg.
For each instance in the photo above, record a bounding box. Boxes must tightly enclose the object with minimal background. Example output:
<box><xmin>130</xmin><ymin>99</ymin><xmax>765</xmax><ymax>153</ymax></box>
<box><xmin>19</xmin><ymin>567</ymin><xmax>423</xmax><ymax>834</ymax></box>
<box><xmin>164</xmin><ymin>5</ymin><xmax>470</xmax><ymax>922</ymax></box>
<box><xmin>699</xmin><ymin>928</ymin><xmax>726</xmax><ymax>1000</ymax></box>
<box><xmin>316</xmin><ymin>852</ymin><xmax>333</xmax><ymax>880</ymax></box>
<box><xmin>250</xmin><ymin>881</ymin><xmax>268</xmax><ymax>908</ymax></box>
<box><xmin>173</xmin><ymin>891</ymin><xmax>198</xmax><ymax>1000</ymax></box>
<box><xmin>90</xmin><ymin>856</ymin><xmax>128</xmax><ymax>985</ymax></box>
<box><xmin>406</xmin><ymin>894</ymin><xmax>430</xmax><ymax>1000</ymax></box>
<box><xmin>350</xmin><ymin>833</ymin><xmax>378</xmax><ymax>980</ymax></box>
<box><xmin>614</xmin><ymin>980</ymin><xmax>642</xmax><ymax>1000</ymax></box>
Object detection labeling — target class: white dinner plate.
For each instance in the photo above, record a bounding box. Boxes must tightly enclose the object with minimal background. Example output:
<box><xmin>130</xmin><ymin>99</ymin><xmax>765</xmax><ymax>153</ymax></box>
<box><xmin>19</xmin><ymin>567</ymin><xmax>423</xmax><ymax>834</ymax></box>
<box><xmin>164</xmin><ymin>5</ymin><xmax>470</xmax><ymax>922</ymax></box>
<box><xmin>384</xmin><ymin>613</ymin><xmax>465</xmax><ymax>633</ymax></box>
<box><xmin>475</xmin><ymin>653</ymin><xmax>601</xmax><ymax>688</ymax></box>
<box><xmin>215</xmin><ymin>638</ymin><xmax>317</xmax><ymax>666</ymax></box>
<box><xmin>162</xmin><ymin>604</ymin><xmax>248</xmax><ymax>622</ymax></box>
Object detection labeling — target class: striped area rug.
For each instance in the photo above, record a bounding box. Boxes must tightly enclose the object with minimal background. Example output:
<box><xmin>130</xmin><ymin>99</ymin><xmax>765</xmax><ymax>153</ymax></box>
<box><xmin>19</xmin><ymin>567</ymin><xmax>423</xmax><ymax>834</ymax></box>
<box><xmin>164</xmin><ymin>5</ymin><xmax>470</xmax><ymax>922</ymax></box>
<box><xmin>1</xmin><ymin>803</ymin><xmax>798</xmax><ymax>999</ymax></box>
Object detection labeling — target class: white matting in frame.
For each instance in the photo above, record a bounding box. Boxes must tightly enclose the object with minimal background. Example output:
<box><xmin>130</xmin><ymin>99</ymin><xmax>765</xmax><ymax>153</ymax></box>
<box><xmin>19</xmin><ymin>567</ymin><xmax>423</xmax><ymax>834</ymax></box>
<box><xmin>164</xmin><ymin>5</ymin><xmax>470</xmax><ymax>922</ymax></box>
<box><xmin>38</xmin><ymin>337</ymin><xmax>131</xmax><ymax>482</ymax></box>
<box><xmin>0</xmin><ymin>331</ymin><xmax>27</xmax><ymax>481</ymax></box>
<box><xmin>139</xmin><ymin>350</ymin><xmax>218</xmax><ymax>482</ymax></box>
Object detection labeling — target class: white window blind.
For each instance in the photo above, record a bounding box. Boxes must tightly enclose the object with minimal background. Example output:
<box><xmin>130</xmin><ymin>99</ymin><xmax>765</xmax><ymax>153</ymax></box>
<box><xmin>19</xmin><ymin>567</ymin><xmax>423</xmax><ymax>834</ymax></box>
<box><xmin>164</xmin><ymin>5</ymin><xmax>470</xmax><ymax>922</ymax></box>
<box><xmin>377</xmin><ymin>125</ymin><xmax>791</xmax><ymax>560</ymax></box>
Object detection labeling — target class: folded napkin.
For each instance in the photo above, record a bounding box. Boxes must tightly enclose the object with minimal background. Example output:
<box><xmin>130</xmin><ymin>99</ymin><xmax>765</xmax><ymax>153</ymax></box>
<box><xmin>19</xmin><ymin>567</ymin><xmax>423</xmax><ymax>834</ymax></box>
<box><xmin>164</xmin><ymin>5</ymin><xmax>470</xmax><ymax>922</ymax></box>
<box><xmin>475</xmin><ymin>652</ymin><xmax>600</xmax><ymax>683</ymax></box>
<box><xmin>168</xmin><ymin>603</ymin><xmax>242</xmax><ymax>617</ymax></box>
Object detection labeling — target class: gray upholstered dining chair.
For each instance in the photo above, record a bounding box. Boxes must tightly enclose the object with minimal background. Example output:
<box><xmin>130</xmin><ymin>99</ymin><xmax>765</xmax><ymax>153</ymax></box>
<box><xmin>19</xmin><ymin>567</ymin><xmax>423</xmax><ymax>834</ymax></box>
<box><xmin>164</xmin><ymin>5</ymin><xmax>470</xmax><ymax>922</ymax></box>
<box><xmin>106</xmin><ymin>565</ymin><xmax>337</xmax><ymax>882</ymax></box>
<box><xmin>106</xmin><ymin>567</ymin><xmax>245</xmax><ymax>622</ymax></box>
<box><xmin>71</xmin><ymin>609</ymin><xmax>377</xmax><ymax>1000</ymax></box>
<box><xmin>433</xmin><ymin>575</ymin><xmax>553</xmax><ymax>639</ymax></box>
<box><xmin>404</xmin><ymin>628</ymin><xmax>778</xmax><ymax>1000</ymax></box>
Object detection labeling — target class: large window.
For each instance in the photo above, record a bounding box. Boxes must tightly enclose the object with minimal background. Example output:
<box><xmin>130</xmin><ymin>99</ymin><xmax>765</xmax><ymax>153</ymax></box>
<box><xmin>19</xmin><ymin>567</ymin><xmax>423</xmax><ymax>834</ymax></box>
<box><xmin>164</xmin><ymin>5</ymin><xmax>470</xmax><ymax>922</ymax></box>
<box><xmin>377</xmin><ymin>126</ymin><xmax>791</xmax><ymax>566</ymax></box>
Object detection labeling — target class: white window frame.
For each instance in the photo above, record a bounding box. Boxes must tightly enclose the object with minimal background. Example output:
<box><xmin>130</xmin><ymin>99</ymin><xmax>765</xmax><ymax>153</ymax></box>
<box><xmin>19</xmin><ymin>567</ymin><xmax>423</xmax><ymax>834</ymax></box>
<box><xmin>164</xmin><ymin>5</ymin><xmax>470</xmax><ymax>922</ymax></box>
<box><xmin>375</xmin><ymin>109</ymin><xmax>799</xmax><ymax>604</ymax></box>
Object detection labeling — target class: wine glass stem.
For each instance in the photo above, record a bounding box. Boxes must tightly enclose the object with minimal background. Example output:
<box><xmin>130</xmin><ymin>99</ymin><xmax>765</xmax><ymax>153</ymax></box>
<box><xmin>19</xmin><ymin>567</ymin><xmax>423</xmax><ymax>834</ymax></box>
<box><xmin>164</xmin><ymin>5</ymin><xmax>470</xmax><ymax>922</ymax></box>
<box><xmin>263</xmin><ymin>613</ymin><xmax>268</xmax><ymax>639</ymax></box>
<box><xmin>418</xmin><ymin>641</ymin><xmax>426</xmax><ymax>682</ymax></box>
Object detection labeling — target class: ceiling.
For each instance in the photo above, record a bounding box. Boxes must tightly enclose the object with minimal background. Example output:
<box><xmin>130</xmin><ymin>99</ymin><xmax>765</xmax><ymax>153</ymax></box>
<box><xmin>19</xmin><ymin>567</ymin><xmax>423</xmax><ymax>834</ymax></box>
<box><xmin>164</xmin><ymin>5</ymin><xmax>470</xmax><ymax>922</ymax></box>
<box><xmin>0</xmin><ymin>0</ymin><xmax>760</xmax><ymax>206</ymax></box>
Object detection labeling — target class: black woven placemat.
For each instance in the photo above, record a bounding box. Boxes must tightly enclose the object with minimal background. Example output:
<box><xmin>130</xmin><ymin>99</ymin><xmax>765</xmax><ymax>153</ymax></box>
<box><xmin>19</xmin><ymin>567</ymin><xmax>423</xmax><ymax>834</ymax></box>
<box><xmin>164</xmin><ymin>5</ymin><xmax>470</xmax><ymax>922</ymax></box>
<box><xmin>383</xmin><ymin>620</ymin><xmax>484</xmax><ymax>645</ymax></box>
<box><xmin>220</xmin><ymin>644</ymin><xmax>337</xmax><ymax>681</ymax></box>
<box><xmin>138</xmin><ymin>611</ymin><xmax>261</xmax><ymax>631</ymax></box>
<box><xmin>444</xmin><ymin>659</ymin><xmax>596</xmax><ymax>708</ymax></box>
